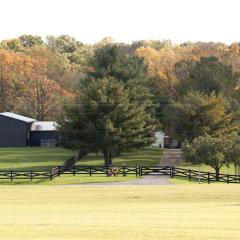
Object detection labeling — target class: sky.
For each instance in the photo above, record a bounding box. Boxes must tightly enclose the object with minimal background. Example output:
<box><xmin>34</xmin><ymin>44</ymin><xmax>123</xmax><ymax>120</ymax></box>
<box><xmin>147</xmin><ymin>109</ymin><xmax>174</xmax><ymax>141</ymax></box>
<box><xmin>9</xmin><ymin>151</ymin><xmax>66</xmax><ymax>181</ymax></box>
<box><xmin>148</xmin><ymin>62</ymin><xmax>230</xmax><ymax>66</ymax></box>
<box><xmin>0</xmin><ymin>0</ymin><xmax>240</xmax><ymax>44</ymax></box>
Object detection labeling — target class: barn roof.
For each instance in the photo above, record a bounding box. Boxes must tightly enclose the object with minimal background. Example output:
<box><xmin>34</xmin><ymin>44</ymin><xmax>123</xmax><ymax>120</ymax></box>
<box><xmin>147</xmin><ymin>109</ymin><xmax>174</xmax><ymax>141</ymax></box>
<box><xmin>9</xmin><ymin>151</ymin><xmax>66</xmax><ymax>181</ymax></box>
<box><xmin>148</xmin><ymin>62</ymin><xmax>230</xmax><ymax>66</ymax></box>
<box><xmin>31</xmin><ymin>121</ymin><xmax>59</xmax><ymax>131</ymax></box>
<box><xmin>0</xmin><ymin>112</ymin><xmax>36</xmax><ymax>123</ymax></box>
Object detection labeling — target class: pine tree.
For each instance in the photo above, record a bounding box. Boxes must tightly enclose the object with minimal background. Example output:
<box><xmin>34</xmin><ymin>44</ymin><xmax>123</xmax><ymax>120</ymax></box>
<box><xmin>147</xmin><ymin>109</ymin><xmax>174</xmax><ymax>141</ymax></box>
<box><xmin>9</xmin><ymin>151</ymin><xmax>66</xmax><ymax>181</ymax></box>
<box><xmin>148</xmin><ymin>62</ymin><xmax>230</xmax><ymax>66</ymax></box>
<box><xmin>61</xmin><ymin>77</ymin><xmax>157</xmax><ymax>166</ymax></box>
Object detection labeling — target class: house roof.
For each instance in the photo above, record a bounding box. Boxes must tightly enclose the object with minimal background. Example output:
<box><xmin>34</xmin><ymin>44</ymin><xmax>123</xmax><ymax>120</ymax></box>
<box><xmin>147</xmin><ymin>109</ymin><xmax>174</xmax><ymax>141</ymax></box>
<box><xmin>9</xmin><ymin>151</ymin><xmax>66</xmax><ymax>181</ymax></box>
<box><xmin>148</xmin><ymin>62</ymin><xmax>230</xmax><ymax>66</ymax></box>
<box><xmin>31</xmin><ymin>121</ymin><xmax>59</xmax><ymax>131</ymax></box>
<box><xmin>0</xmin><ymin>112</ymin><xmax>36</xmax><ymax>123</ymax></box>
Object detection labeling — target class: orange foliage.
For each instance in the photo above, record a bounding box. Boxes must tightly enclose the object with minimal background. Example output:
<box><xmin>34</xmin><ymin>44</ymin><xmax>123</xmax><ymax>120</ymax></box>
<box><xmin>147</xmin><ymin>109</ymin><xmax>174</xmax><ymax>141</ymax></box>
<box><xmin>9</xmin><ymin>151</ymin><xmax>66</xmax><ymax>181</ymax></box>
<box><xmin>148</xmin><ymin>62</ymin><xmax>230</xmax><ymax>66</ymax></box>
<box><xmin>0</xmin><ymin>49</ymin><xmax>68</xmax><ymax>120</ymax></box>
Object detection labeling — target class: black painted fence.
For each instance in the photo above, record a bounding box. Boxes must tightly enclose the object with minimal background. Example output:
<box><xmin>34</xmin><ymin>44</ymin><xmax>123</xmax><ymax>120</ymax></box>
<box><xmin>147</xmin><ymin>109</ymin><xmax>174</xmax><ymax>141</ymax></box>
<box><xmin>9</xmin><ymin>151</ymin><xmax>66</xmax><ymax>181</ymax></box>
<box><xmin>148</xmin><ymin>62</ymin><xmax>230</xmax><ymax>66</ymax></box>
<box><xmin>52</xmin><ymin>165</ymin><xmax>240</xmax><ymax>184</ymax></box>
<box><xmin>1</xmin><ymin>163</ymin><xmax>240</xmax><ymax>184</ymax></box>
<box><xmin>0</xmin><ymin>150</ymin><xmax>88</xmax><ymax>182</ymax></box>
<box><xmin>0</xmin><ymin>170</ymin><xmax>50</xmax><ymax>181</ymax></box>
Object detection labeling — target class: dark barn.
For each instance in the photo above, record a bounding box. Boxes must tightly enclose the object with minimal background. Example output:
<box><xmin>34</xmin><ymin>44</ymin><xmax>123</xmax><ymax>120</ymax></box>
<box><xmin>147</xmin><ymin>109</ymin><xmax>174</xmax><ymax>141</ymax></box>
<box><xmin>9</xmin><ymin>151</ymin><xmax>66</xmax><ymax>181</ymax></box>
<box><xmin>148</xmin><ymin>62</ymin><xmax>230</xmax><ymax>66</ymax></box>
<box><xmin>0</xmin><ymin>112</ymin><xmax>36</xmax><ymax>147</ymax></box>
<box><xmin>30</xmin><ymin>122</ymin><xmax>59</xmax><ymax>147</ymax></box>
<box><xmin>0</xmin><ymin>112</ymin><xmax>59</xmax><ymax>148</ymax></box>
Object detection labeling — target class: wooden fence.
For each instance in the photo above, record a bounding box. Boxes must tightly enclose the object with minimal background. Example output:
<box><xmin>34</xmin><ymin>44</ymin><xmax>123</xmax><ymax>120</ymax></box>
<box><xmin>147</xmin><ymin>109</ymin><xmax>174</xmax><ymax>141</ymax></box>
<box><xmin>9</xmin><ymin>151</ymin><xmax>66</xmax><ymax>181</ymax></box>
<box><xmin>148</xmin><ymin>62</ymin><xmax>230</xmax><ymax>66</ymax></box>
<box><xmin>0</xmin><ymin>149</ymin><xmax>88</xmax><ymax>182</ymax></box>
<box><xmin>49</xmin><ymin>165</ymin><xmax>240</xmax><ymax>184</ymax></box>
<box><xmin>0</xmin><ymin>170</ymin><xmax>50</xmax><ymax>181</ymax></box>
<box><xmin>1</xmin><ymin>163</ymin><xmax>240</xmax><ymax>184</ymax></box>
<box><xmin>172</xmin><ymin>167</ymin><xmax>240</xmax><ymax>184</ymax></box>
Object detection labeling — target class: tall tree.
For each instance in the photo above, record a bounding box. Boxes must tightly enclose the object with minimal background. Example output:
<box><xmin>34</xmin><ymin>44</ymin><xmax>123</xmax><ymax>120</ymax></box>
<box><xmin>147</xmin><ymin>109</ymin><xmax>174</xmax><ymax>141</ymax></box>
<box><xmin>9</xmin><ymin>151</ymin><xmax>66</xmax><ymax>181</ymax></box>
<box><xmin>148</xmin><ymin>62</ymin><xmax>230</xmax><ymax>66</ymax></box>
<box><xmin>177</xmin><ymin>56</ymin><xmax>238</xmax><ymax>96</ymax></box>
<box><xmin>163</xmin><ymin>91</ymin><xmax>240</xmax><ymax>142</ymax></box>
<box><xmin>19</xmin><ymin>35</ymin><xmax>44</xmax><ymax>48</ymax></box>
<box><xmin>46</xmin><ymin>35</ymin><xmax>93</xmax><ymax>71</ymax></box>
<box><xmin>89</xmin><ymin>43</ymin><xmax>155</xmax><ymax>114</ymax></box>
<box><xmin>61</xmin><ymin>77</ymin><xmax>156</xmax><ymax>166</ymax></box>
<box><xmin>0</xmin><ymin>49</ymin><xmax>26</xmax><ymax>112</ymax></box>
<box><xmin>20</xmin><ymin>58</ymin><xmax>63</xmax><ymax>120</ymax></box>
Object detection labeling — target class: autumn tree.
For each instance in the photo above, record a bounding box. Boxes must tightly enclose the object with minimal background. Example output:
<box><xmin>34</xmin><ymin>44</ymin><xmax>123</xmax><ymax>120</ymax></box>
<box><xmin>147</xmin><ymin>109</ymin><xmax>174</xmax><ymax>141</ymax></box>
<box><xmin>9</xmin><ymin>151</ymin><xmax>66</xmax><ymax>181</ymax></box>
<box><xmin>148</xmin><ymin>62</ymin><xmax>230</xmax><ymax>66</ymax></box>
<box><xmin>163</xmin><ymin>91</ymin><xmax>240</xmax><ymax>142</ymax></box>
<box><xmin>0</xmin><ymin>49</ymin><xmax>26</xmax><ymax>112</ymax></box>
<box><xmin>46</xmin><ymin>35</ymin><xmax>93</xmax><ymax>71</ymax></box>
<box><xmin>177</xmin><ymin>57</ymin><xmax>238</xmax><ymax>96</ymax></box>
<box><xmin>20</xmin><ymin>58</ymin><xmax>63</xmax><ymax>120</ymax></box>
<box><xmin>19</xmin><ymin>35</ymin><xmax>44</xmax><ymax>48</ymax></box>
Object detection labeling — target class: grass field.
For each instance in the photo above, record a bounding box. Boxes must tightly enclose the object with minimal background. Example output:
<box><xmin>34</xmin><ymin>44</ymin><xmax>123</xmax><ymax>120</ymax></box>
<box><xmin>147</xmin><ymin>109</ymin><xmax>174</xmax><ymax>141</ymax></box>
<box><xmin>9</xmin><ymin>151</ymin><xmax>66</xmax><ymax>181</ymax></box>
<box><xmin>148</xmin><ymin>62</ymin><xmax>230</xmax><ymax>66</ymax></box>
<box><xmin>0</xmin><ymin>147</ymin><xmax>76</xmax><ymax>171</ymax></box>
<box><xmin>0</xmin><ymin>185</ymin><xmax>239</xmax><ymax>240</ymax></box>
<box><xmin>0</xmin><ymin>147</ymin><xmax>162</xmax><ymax>171</ymax></box>
<box><xmin>77</xmin><ymin>148</ymin><xmax>163</xmax><ymax>166</ymax></box>
<box><xmin>0</xmin><ymin>175</ymin><xmax>137</xmax><ymax>185</ymax></box>
<box><xmin>0</xmin><ymin>147</ymin><xmax>162</xmax><ymax>184</ymax></box>
<box><xmin>178</xmin><ymin>161</ymin><xmax>239</xmax><ymax>175</ymax></box>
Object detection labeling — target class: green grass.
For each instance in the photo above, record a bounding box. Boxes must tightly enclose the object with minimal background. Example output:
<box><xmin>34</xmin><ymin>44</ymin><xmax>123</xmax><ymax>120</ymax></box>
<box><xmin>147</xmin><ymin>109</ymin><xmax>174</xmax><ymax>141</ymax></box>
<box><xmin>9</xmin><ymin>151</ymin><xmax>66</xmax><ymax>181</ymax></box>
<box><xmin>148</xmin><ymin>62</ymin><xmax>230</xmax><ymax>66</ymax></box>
<box><xmin>0</xmin><ymin>147</ymin><xmax>162</xmax><ymax>172</ymax></box>
<box><xmin>0</xmin><ymin>147</ymin><xmax>162</xmax><ymax>185</ymax></box>
<box><xmin>0</xmin><ymin>147</ymin><xmax>76</xmax><ymax>171</ymax></box>
<box><xmin>169</xmin><ymin>177</ymin><xmax>227</xmax><ymax>185</ymax></box>
<box><xmin>0</xmin><ymin>185</ymin><xmax>239</xmax><ymax>240</ymax></box>
<box><xmin>178</xmin><ymin>161</ymin><xmax>238</xmax><ymax>175</ymax></box>
<box><xmin>78</xmin><ymin>147</ymin><xmax>163</xmax><ymax>166</ymax></box>
<box><xmin>0</xmin><ymin>175</ymin><xmax>137</xmax><ymax>185</ymax></box>
<box><xmin>45</xmin><ymin>175</ymin><xmax>136</xmax><ymax>185</ymax></box>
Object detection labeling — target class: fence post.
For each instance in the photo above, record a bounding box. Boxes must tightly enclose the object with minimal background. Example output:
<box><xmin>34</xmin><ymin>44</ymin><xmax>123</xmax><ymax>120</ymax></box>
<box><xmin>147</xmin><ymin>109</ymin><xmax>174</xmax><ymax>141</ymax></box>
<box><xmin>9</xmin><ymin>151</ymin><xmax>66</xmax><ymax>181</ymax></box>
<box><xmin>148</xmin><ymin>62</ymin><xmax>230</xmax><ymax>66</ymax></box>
<box><xmin>106</xmin><ymin>166</ymin><xmax>109</xmax><ymax>176</ymax></box>
<box><xmin>188</xmin><ymin>169</ymin><xmax>191</xmax><ymax>182</ymax></box>
<box><xmin>30</xmin><ymin>170</ymin><xmax>33</xmax><ymax>181</ymax></box>
<box><xmin>208</xmin><ymin>172</ymin><xmax>210</xmax><ymax>184</ymax></box>
<box><xmin>170</xmin><ymin>166</ymin><xmax>173</xmax><ymax>178</ymax></box>
<box><xmin>135</xmin><ymin>164</ymin><xmax>138</xmax><ymax>178</ymax></box>
<box><xmin>57</xmin><ymin>166</ymin><xmax>61</xmax><ymax>176</ymax></box>
<box><xmin>90</xmin><ymin>166</ymin><xmax>92</xmax><ymax>176</ymax></box>
<box><xmin>10</xmin><ymin>170</ymin><xmax>13</xmax><ymax>181</ymax></box>
<box><xmin>123</xmin><ymin>165</ymin><xmax>126</xmax><ymax>177</ymax></box>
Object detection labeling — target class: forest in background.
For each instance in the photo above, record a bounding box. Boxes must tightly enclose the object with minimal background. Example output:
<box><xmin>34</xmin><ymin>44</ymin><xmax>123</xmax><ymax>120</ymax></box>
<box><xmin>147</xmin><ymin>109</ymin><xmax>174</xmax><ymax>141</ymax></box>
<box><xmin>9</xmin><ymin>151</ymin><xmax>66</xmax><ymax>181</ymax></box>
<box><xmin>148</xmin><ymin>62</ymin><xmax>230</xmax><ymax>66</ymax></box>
<box><xmin>0</xmin><ymin>35</ymin><xmax>239</xmax><ymax>145</ymax></box>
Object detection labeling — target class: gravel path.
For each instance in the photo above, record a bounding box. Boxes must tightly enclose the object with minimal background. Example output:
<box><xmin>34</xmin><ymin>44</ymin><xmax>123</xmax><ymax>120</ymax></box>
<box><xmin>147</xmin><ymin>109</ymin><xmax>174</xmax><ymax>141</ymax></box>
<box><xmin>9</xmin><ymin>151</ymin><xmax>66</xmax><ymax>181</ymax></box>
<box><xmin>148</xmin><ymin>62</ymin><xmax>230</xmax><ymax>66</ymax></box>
<box><xmin>160</xmin><ymin>149</ymin><xmax>182</xmax><ymax>166</ymax></box>
<box><xmin>82</xmin><ymin>149</ymin><xmax>182</xmax><ymax>185</ymax></box>
<box><xmin>84</xmin><ymin>175</ymin><xmax>171</xmax><ymax>185</ymax></box>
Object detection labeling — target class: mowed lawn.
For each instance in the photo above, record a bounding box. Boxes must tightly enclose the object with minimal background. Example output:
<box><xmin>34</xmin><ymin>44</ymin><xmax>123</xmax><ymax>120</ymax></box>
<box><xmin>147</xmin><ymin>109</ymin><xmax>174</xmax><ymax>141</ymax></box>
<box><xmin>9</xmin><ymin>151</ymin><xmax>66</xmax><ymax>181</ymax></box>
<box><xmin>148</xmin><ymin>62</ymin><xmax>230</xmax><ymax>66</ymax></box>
<box><xmin>77</xmin><ymin>147</ymin><xmax>163</xmax><ymax>166</ymax></box>
<box><xmin>0</xmin><ymin>147</ymin><xmax>162</xmax><ymax>172</ymax></box>
<box><xmin>0</xmin><ymin>147</ymin><xmax>76</xmax><ymax>171</ymax></box>
<box><xmin>0</xmin><ymin>147</ymin><xmax>162</xmax><ymax>184</ymax></box>
<box><xmin>0</xmin><ymin>185</ymin><xmax>239</xmax><ymax>240</ymax></box>
<box><xmin>178</xmin><ymin>161</ymin><xmax>239</xmax><ymax>175</ymax></box>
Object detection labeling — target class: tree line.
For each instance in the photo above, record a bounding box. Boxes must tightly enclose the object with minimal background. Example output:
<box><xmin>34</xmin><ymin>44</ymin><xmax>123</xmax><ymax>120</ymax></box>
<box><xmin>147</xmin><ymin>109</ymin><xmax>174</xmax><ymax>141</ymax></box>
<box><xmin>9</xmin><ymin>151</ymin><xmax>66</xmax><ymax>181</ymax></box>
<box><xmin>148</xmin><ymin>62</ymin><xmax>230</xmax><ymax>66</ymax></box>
<box><xmin>0</xmin><ymin>35</ymin><xmax>239</xmax><ymax>168</ymax></box>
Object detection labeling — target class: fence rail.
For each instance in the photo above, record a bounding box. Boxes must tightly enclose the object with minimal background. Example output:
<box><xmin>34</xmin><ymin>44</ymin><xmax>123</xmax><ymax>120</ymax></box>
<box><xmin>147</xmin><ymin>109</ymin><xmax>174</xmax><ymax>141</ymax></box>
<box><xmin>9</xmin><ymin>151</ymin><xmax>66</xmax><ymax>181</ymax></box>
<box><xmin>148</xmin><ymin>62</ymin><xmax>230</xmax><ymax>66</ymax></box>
<box><xmin>0</xmin><ymin>163</ymin><xmax>240</xmax><ymax>184</ymax></box>
<box><xmin>0</xmin><ymin>170</ymin><xmax>50</xmax><ymax>181</ymax></box>
<box><xmin>173</xmin><ymin>167</ymin><xmax>240</xmax><ymax>183</ymax></box>
<box><xmin>51</xmin><ymin>165</ymin><xmax>240</xmax><ymax>184</ymax></box>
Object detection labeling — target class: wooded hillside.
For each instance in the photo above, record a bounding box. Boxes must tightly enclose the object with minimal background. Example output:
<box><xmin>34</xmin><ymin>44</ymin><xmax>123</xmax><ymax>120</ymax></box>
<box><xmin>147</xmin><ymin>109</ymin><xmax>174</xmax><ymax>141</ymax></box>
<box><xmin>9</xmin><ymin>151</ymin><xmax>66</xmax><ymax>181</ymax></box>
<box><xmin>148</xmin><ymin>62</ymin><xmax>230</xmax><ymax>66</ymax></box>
<box><xmin>0</xmin><ymin>35</ymin><xmax>239</xmax><ymax>144</ymax></box>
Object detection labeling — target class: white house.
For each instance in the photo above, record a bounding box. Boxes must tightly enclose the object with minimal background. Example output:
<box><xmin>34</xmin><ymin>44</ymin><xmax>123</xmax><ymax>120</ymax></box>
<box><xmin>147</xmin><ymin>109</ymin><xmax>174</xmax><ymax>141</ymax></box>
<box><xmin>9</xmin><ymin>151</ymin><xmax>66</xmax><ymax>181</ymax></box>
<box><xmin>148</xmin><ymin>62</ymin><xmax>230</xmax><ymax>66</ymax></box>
<box><xmin>151</xmin><ymin>131</ymin><xmax>166</xmax><ymax>149</ymax></box>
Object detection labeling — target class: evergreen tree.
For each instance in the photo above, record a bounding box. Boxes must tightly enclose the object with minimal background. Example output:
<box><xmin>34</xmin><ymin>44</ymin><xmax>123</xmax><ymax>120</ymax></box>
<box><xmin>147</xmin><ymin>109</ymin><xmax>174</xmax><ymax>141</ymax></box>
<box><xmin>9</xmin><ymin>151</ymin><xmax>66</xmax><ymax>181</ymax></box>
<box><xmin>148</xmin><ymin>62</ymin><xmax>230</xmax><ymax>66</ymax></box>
<box><xmin>88</xmin><ymin>43</ymin><xmax>155</xmax><ymax>112</ymax></box>
<box><xmin>61</xmin><ymin>77</ymin><xmax>157</xmax><ymax>166</ymax></box>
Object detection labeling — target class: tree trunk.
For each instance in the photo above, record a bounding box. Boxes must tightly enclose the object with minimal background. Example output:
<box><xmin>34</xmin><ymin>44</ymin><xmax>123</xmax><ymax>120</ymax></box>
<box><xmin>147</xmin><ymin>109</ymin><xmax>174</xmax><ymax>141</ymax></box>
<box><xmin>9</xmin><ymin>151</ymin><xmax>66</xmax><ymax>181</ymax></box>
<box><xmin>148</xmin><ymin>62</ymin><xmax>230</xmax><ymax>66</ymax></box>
<box><xmin>215</xmin><ymin>167</ymin><xmax>220</xmax><ymax>181</ymax></box>
<box><xmin>103</xmin><ymin>147</ymin><xmax>112</xmax><ymax>166</ymax></box>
